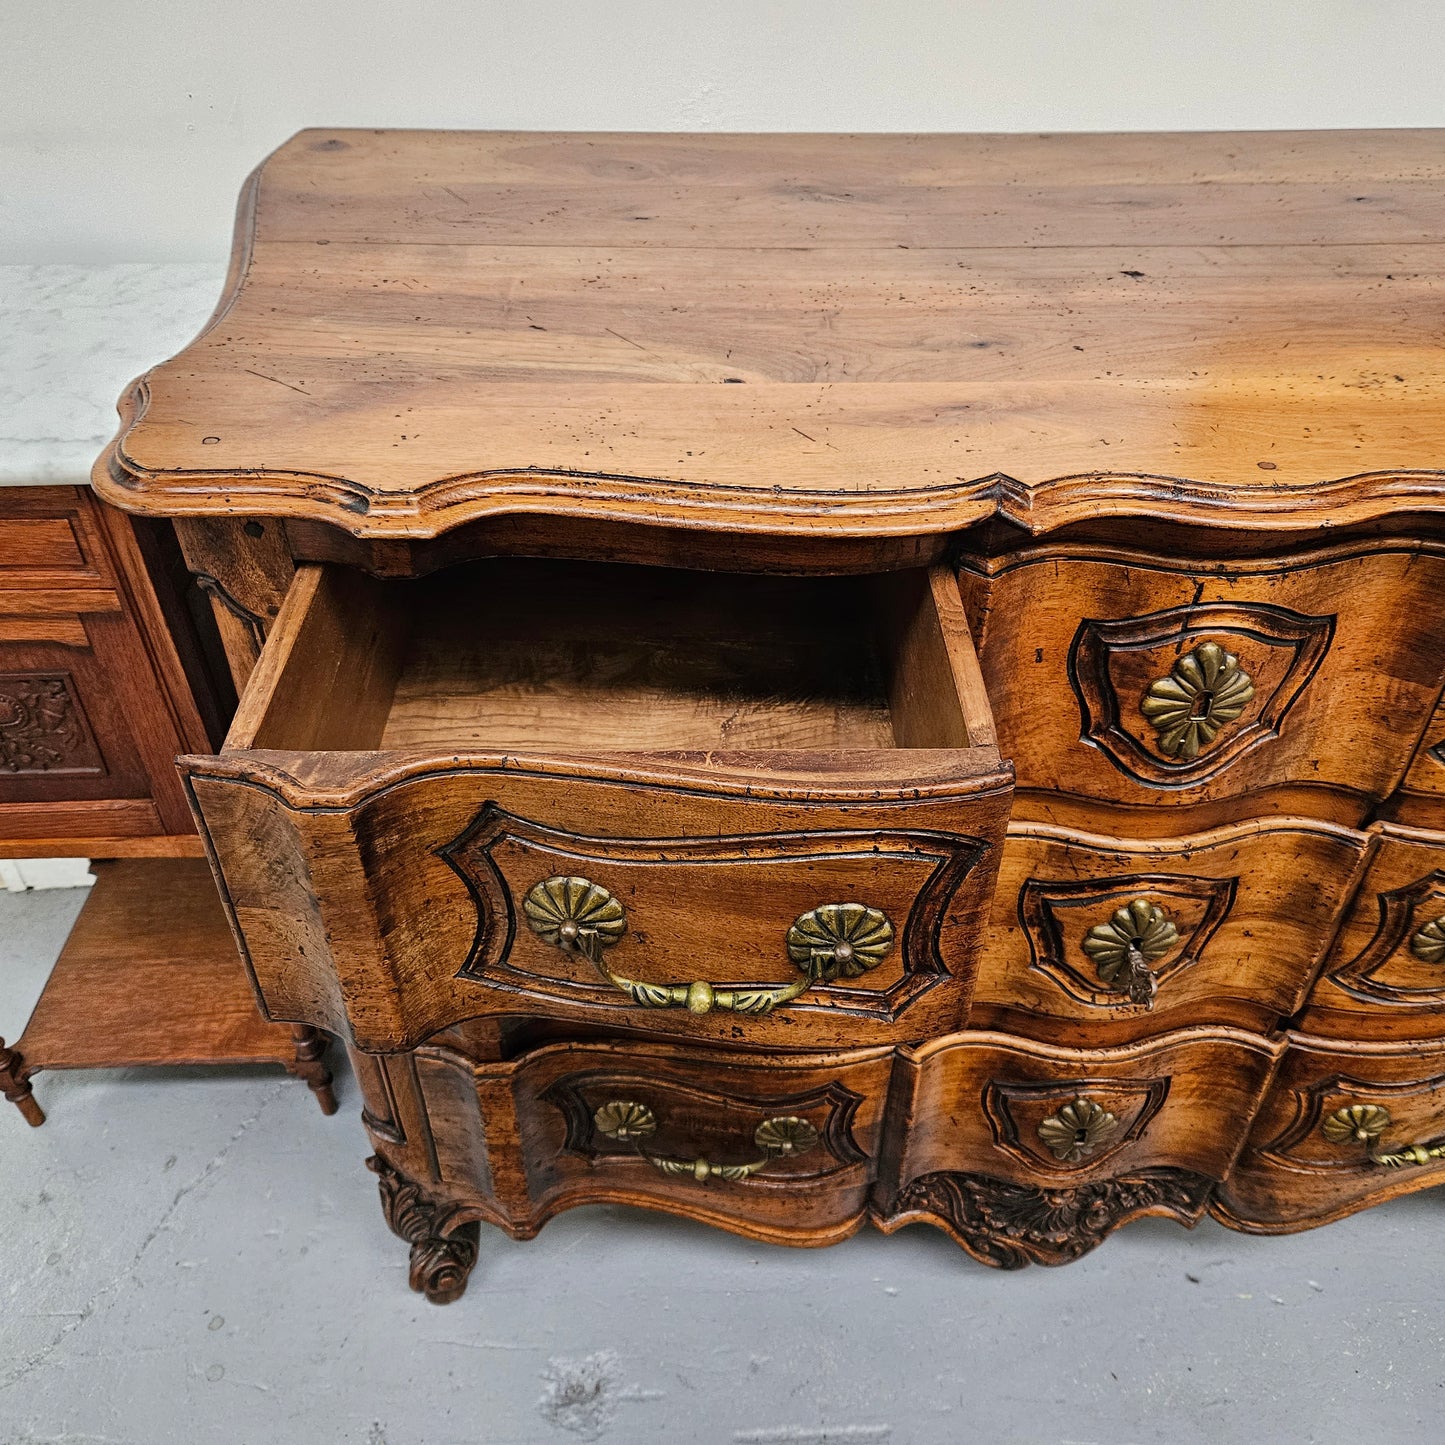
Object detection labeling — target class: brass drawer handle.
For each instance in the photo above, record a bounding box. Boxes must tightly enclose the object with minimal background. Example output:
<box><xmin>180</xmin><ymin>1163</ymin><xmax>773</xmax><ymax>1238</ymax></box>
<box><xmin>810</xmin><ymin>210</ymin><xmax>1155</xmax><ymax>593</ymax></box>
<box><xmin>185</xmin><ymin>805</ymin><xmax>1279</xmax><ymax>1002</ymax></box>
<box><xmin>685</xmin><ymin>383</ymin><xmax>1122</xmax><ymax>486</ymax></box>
<box><xmin>1141</xmin><ymin>641</ymin><xmax>1254</xmax><ymax>760</ymax></box>
<box><xmin>1080</xmin><ymin>898</ymin><xmax>1180</xmax><ymax>1008</ymax></box>
<box><xmin>1321</xmin><ymin>1104</ymin><xmax>1445</xmax><ymax>1168</ymax></box>
<box><xmin>593</xmin><ymin>1100</ymin><xmax>819</xmax><ymax>1182</ymax></box>
<box><xmin>522</xmin><ymin>876</ymin><xmax>893</xmax><ymax>1016</ymax></box>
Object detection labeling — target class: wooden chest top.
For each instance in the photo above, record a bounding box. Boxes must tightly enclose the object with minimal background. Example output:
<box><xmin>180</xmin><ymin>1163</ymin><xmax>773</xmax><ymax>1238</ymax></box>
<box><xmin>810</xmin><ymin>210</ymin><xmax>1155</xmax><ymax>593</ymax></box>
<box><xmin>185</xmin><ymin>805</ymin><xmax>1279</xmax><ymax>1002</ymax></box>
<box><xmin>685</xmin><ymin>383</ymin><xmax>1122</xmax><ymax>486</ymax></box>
<box><xmin>96</xmin><ymin>128</ymin><xmax>1445</xmax><ymax>540</ymax></box>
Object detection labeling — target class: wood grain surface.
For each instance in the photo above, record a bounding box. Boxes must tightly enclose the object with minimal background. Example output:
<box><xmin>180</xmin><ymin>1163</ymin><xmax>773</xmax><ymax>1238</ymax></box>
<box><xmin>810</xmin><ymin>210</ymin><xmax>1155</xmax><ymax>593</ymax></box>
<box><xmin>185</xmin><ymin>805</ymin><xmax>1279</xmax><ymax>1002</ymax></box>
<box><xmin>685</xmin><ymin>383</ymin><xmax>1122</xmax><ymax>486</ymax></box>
<box><xmin>96</xmin><ymin>129</ymin><xmax>1445</xmax><ymax>547</ymax></box>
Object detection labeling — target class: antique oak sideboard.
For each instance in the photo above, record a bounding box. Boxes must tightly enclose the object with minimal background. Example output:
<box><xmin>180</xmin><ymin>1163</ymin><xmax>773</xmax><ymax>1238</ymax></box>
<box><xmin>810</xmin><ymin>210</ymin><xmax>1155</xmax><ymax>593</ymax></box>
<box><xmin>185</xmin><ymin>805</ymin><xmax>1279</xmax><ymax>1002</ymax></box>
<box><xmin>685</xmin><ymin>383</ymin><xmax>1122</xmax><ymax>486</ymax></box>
<box><xmin>93</xmin><ymin>130</ymin><xmax>1445</xmax><ymax>1301</ymax></box>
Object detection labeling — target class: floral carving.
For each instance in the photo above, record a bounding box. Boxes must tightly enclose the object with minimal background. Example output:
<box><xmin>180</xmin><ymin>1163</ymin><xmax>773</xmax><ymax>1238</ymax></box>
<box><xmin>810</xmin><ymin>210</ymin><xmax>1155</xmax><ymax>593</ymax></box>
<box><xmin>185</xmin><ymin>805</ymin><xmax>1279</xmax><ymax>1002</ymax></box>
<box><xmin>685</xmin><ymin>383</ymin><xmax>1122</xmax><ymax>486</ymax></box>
<box><xmin>522</xmin><ymin>875</ymin><xmax>628</xmax><ymax>953</ymax></box>
<box><xmin>367</xmin><ymin>1155</ymin><xmax>480</xmax><ymax>1304</ymax></box>
<box><xmin>1411</xmin><ymin>918</ymin><xmax>1445</xmax><ymax>965</ymax></box>
<box><xmin>1036</xmin><ymin>1097</ymin><xmax>1120</xmax><ymax>1162</ymax></box>
<box><xmin>1140</xmin><ymin>641</ymin><xmax>1255</xmax><ymax>760</ymax></box>
<box><xmin>886</xmin><ymin>1169</ymin><xmax>1215</xmax><ymax>1268</ymax></box>
<box><xmin>0</xmin><ymin>675</ymin><xmax>95</xmax><ymax>773</ymax></box>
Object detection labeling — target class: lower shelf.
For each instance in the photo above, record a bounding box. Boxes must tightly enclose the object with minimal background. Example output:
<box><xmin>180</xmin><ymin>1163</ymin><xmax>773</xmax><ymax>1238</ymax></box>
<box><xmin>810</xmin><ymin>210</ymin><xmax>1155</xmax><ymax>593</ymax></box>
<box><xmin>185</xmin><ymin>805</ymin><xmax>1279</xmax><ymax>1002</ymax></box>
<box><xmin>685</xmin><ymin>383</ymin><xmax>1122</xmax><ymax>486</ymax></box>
<box><xmin>0</xmin><ymin>857</ymin><xmax>336</xmax><ymax>1125</ymax></box>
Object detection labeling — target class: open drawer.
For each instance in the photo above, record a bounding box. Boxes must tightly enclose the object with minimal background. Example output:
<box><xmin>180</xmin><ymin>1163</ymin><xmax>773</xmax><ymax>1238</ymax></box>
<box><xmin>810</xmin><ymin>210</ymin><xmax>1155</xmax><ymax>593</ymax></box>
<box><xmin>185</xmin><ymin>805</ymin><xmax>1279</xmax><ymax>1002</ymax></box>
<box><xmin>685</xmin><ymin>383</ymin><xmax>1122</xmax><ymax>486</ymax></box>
<box><xmin>181</xmin><ymin>558</ymin><xmax>1013</xmax><ymax>1052</ymax></box>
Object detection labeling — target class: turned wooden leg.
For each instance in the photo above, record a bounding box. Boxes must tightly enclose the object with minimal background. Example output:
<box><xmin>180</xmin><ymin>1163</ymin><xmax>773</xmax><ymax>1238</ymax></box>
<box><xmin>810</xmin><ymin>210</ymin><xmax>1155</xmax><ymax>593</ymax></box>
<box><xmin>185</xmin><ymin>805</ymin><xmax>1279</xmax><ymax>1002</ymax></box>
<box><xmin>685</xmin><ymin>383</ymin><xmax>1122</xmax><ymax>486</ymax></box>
<box><xmin>289</xmin><ymin>1025</ymin><xmax>338</xmax><ymax>1115</ymax></box>
<box><xmin>367</xmin><ymin>1154</ymin><xmax>480</xmax><ymax>1304</ymax></box>
<box><xmin>0</xmin><ymin>1038</ymin><xmax>45</xmax><ymax>1127</ymax></box>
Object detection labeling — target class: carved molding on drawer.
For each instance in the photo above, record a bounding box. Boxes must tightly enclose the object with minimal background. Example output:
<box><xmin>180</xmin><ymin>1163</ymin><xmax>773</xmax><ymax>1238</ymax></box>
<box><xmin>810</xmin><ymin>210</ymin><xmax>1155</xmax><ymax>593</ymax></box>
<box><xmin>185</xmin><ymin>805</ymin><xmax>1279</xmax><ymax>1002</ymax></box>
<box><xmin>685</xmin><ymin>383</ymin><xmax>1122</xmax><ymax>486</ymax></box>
<box><xmin>1324</xmin><ymin>870</ymin><xmax>1445</xmax><ymax>1009</ymax></box>
<box><xmin>1253</xmin><ymin>1071</ymin><xmax>1445</xmax><ymax>1174</ymax></box>
<box><xmin>543</xmin><ymin>1072</ymin><xmax>868</xmax><ymax>1182</ymax></box>
<box><xmin>0</xmin><ymin>672</ymin><xmax>104</xmax><ymax>776</ymax></box>
<box><xmin>441</xmin><ymin>804</ymin><xmax>987</xmax><ymax>1022</ymax></box>
<box><xmin>980</xmin><ymin>1075</ymin><xmax>1170</xmax><ymax>1172</ymax></box>
<box><xmin>1019</xmin><ymin>872</ymin><xmax>1236</xmax><ymax>1008</ymax></box>
<box><xmin>882</xmin><ymin>1168</ymin><xmax>1215</xmax><ymax>1269</ymax></box>
<box><xmin>1068</xmin><ymin>601</ymin><xmax>1334</xmax><ymax>786</ymax></box>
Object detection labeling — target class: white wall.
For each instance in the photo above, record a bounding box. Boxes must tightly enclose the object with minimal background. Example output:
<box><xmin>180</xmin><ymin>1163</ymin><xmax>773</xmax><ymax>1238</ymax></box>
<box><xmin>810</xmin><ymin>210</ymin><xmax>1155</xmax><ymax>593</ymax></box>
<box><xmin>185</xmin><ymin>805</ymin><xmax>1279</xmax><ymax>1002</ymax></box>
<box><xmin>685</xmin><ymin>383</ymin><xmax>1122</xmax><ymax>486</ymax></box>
<box><xmin>4</xmin><ymin>0</ymin><xmax>1445</xmax><ymax>264</ymax></box>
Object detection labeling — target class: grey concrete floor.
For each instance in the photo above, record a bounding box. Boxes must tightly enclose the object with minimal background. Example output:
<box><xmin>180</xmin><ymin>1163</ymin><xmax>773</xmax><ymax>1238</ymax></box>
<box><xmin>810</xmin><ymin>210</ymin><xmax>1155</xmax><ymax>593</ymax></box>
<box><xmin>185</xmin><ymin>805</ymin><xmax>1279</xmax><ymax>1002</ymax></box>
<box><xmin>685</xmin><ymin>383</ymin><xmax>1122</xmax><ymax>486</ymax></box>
<box><xmin>1</xmin><ymin>886</ymin><xmax>1442</xmax><ymax>1445</ymax></box>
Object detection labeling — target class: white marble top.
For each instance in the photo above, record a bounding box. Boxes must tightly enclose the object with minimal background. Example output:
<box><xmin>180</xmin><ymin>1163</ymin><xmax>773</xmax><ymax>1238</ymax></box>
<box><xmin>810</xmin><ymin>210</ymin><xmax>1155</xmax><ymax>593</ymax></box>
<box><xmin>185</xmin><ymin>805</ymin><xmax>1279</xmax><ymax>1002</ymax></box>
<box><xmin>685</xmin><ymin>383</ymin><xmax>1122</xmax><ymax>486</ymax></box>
<box><xmin>0</xmin><ymin>263</ymin><xmax>226</xmax><ymax>487</ymax></box>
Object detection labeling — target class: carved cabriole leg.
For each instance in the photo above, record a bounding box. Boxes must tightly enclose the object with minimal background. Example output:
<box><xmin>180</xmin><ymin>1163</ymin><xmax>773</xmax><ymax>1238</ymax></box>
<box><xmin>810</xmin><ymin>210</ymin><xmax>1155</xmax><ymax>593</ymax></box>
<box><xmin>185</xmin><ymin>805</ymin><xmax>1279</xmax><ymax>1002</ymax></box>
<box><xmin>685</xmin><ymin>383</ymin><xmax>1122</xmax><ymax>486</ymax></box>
<box><xmin>0</xmin><ymin>1038</ymin><xmax>44</xmax><ymax>1127</ymax></box>
<box><xmin>367</xmin><ymin>1154</ymin><xmax>480</xmax><ymax>1304</ymax></box>
<box><xmin>876</xmin><ymin>1170</ymin><xmax>1216</xmax><ymax>1268</ymax></box>
<box><xmin>288</xmin><ymin>1025</ymin><xmax>339</xmax><ymax>1116</ymax></box>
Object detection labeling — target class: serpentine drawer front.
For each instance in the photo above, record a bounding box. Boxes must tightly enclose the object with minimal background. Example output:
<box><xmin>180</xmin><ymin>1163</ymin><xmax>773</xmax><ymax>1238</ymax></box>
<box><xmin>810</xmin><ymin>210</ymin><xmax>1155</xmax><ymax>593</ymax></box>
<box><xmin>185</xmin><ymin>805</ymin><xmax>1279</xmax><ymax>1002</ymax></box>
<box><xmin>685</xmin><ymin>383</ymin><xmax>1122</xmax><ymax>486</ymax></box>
<box><xmin>181</xmin><ymin>559</ymin><xmax>1012</xmax><ymax>1053</ymax></box>
<box><xmin>958</xmin><ymin>539</ymin><xmax>1445</xmax><ymax>835</ymax></box>
<box><xmin>971</xmin><ymin>818</ymin><xmax>1372</xmax><ymax>1044</ymax></box>
<box><xmin>1213</xmin><ymin>1033</ymin><xmax>1445</xmax><ymax>1233</ymax></box>
<box><xmin>1297</xmin><ymin>822</ymin><xmax>1445</xmax><ymax>1041</ymax></box>
<box><xmin>363</xmin><ymin>1040</ymin><xmax>897</xmax><ymax>1249</ymax></box>
<box><xmin>876</xmin><ymin>1028</ymin><xmax>1286</xmax><ymax>1268</ymax></box>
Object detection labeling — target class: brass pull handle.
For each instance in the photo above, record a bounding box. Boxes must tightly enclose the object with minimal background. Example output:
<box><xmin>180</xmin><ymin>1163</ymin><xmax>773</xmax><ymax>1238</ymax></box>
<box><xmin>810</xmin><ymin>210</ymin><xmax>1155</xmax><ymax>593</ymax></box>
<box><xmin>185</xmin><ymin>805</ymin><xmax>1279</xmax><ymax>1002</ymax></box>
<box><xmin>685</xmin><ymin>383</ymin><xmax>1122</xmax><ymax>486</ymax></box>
<box><xmin>1141</xmin><ymin>640</ymin><xmax>1255</xmax><ymax>760</ymax></box>
<box><xmin>1081</xmin><ymin>899</ymin><xmax>1180</xmax><ymax>1008</ymax></box>
<box><xmin>593</xmin><ymin>1100</ymin><xmax>819</xmax><ymax>1182</ymax></box>
<box><xmin>522</xmin><ymin>876</ymin><xmax>893</xmax><ymax>1016</ymax></box>
<box><xmin>1321</xmin><ymin>1104</ymin><xmax>1445</xmax><ymax>1168</ymax></box>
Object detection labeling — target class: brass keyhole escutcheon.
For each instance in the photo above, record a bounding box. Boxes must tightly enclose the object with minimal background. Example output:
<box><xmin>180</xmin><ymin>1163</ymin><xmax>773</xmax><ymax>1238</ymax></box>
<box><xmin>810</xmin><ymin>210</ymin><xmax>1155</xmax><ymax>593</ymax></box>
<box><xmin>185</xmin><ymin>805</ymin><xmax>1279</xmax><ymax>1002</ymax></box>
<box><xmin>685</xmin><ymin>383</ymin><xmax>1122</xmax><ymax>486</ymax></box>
<box><xmin>1140</xmin><ymin>640</ymin><xmax>1255</xmax><ymax>760</ymax></box>
<box><xmin>1080</xmin><ymin>898</ymin><xmax>1180</xmax><ymax>1008</ymax></box>
<box><xmin>1036</xmin><ymin>1097</ymin><xmax>1120</xmax><ymax>1163</ymax></box>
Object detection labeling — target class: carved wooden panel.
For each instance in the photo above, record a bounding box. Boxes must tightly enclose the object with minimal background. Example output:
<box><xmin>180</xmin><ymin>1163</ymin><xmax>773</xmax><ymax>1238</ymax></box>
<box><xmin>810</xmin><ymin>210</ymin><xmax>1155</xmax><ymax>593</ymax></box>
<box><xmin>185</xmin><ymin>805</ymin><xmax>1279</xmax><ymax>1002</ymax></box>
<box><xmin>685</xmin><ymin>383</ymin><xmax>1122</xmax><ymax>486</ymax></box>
<box><xmin>878</xmin><ymin>1168</ymin><xmax>1215</xmax><ymax>1269</ymax></box>
<box><xmin>980</xmin><ymin>1075</ymin><xmax>1170</xmax><ymax>1173</ymax></box>
<box><xmin>1018</xmin><ymin>870</ymin><xmax>1234</xmax><ymax>1009</ymax></box>
<box><xmin>1216</xmin><ymin>1034</ymin><xmax>1445</xmax><ymax>1233</ymax></box>
<box><xmin>187</xmin><ymin>753</ymin><xmax>1009</xmax><ymax>1053</ymax></box>
<box><xmin>890</xmin><ymin>1028</ymin><xmax>1284</xmax><ymax>1192</ymax></box>
<box><xmin>398</xmin><ymin>1038</ymin><xmax>896</xmax><ymax>1247</ymax></box>
<box><xmin>0</xmin><ymin>673</ymin><xmax>103</xmax><ymax>775</ymax></box>
<box><xmin>1300</xmin><ymin>822</ymin><xmax>1445</xmax><ymax>1039</ymax></box>
<box><xmin>543</xmin><ymin>1072</ymin><xmax>867</xmax><ymax>1181</ymax></box>
<box><xmin>972</xmin><ymin>819</ymin><xmax>1369</xmax><ymax>1043</ymax></box>
<box><xmin>1069</xmin><ymin>601</ymin><xmax>1334</xmax><ymax>787</ymax></box>
<box><xmin>959</xmin><ymin>539</ymin><xmax>1445</xmax><ymax>832</ymax></box>
<box><xmin>441</xmin><ymin>803</ymin><xmax>988</xmax><ymax>1022</ymax></box>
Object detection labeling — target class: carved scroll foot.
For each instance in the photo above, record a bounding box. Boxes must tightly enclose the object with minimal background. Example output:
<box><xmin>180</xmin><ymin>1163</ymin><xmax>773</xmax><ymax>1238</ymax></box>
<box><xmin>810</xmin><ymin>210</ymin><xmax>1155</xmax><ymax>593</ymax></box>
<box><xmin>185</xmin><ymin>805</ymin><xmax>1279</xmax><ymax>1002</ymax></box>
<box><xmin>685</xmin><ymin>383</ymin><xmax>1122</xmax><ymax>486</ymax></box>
<box><xmin>367</xmin><ymin>1155</ymin><xmax>480</xmax><ymax>1304</ymax></box>
<box><xmin>0</xmin><ymin>1038</ymin><xmax>44</xmax><ymax>1127</ymax></box>
<box><xmin>879</xmin><ymin>1169</ymin><xmax>1215</xmax><ymax>1268</ymax></box>
<box><xmin>289</xmin><ymin>1025</ymin><xmax>338</xmax><ymax>1116</ymax></box>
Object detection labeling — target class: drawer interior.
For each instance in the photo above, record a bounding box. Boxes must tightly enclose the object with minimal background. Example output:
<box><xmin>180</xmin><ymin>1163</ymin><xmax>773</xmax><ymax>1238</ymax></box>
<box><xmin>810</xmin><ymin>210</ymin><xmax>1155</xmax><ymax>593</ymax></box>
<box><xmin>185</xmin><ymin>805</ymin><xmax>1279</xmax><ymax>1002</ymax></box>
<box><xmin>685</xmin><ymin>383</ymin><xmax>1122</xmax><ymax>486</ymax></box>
<box><xmin>226</xmin><ymin>558</ymin><xmax>998</xmax><ymax>759</ymax></box>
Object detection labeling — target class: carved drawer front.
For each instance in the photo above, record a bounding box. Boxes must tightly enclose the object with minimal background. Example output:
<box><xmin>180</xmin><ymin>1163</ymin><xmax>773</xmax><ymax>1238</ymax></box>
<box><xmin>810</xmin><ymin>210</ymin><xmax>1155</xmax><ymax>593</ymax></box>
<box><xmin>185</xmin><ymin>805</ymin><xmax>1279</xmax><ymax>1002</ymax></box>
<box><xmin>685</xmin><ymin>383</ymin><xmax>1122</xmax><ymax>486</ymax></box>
<box><xmin>182</xmin><ymin>561</ymin><xmax>1012</xmax><ymax>1053</ymax></box>
<box><xmin>381</xmin><ymin>1039</ymin><xmax>896</xmax><ymax>1245</ymax></box>
<box><xmin>1298</xmin><ymin>822</ymin><xmax>1445</xmax><ymax>1041</ymax></box>
<box><xmin>1214</xmin><ymin>1032</ymin><xmax>1445</xmax><ymax>1233</ymax></box>
<box><xmin>0</xmin><ymin>612</ymin><xmax>165</xmax><ymax>830</ymax></box>
<box><xmin>970</xmin><ymin>818</ymin><xmax>1371</xmax><ymax>1043</ymax></box>
<box><xmin>875</xmin><ymin>1028</ymin><xmax>1283</xmax><ymax>1268</ymax></box>
<box><xmin>1381</xmin><ymin>688</ymin><xmax>1445</xmax><ymax>824</ymax></box>
<box><xmin>958</xmin><ymin>538</ymin><xmax>1445</xmax><ymax>833</ymax></box>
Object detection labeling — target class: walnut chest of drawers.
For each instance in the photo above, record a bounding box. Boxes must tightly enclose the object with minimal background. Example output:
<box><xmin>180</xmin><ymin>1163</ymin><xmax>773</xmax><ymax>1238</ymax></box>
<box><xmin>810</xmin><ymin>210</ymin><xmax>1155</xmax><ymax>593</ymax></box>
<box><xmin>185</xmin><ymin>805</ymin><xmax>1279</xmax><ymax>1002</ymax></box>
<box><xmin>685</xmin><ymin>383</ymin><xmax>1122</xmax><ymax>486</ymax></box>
<box><xmin>95</xmin><ymin>128</ymin><xmax>1445</xmax><ymax>1302</ymax></box>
